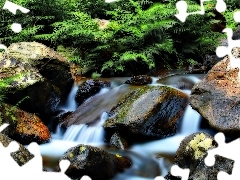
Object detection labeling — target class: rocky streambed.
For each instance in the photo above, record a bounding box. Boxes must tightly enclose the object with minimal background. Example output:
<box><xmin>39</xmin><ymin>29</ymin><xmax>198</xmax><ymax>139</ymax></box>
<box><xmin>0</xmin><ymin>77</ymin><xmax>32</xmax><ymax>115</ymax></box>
<box><xmin>0</xmin><ymin>42</ymin><xmax>239</xmax><ymax>180</ymax></box>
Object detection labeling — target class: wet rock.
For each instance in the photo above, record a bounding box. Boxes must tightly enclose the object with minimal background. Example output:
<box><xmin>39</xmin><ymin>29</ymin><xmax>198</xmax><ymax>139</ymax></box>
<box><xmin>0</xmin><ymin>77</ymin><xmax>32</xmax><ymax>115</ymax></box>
<box><xmin>165</xmin><ymin>132</ymin><xmax>233</xmax><ymax>180</ymax></box>
<box><xmin>60</xmin><ymin>144</ymin><xmax>131</xmax><ymax>180</ymax></box>
<box><xmin>104</xmin><ymin>86</ymin><xmax>188</xmax><ymax>138</ymax></box>
<box><xmin>1</xmin><ymin>42</ymin><xmax>74</xmax><ymax>119</ymax></box>
<box><xmin>125</xmin><ymin>75</ymin><xmax>152</xmax><ymax>85</ymax></box>
<box><xmin>0</xmin><ymin>103</ymin><xmax>51</xmax><ymax>145</ymax></box>
<box><xmin>61</xmin><ymin>85</ymin><xmax>131</xmax><ymax>127</ymax></box>
<box><xmin>110</xmin><ymin>132</ymin><xmax>128</xmax><ymax>149</ymax></box>
<box><xmin>75</xmin><ymin>79</ymin><xmax>110</xmax><ymax>105</ymax></box>
<box><xmin>0</xmin><ymin>133</ymin><xmax>33</xmax><ymax>166</ymax></box>
<box><xmin>190</xmin><ymin>53</ymin><xmax>240</xmax><ymax>134</ymax></box>
<box><xmin>188</xmin><ymin>62</ymin><xmax>206</xmax><ymax>74</ymax></box>
<box><xmin>49</xmin><ymin>110</ymin><xmax>72</xmax><ymax>132</ymax></box>
<box><xmin>202</xmin><ymin>55</ymin><xmax>222</xmax><ymax>72</ymax></box>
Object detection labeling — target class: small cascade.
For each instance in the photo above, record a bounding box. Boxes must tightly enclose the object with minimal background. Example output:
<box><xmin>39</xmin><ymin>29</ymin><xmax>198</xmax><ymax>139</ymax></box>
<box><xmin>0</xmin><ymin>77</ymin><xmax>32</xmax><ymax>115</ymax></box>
<box><xmin>178</xmin><ymin>89</ymin><xmax>201</xmax><ymax>135</ymax></box>
<box><xmin>62</xmin><ymin>112</ymin><xmax>108</xmax><ymax>144</ymax></box>
<box><xmin>58</xmin><ymin>83</ymin><xmax>79</xmax><ymax>112</ymax></box>
<box><xmin>51</xmin><ymin>125</ymin><xmax>64</xmax><ymax>140</ymax></box>
<box><xmin>40</xmin><ymin>74</ymin><xmax>210</xmax><ymax>179</ymax></box>
<box><xmin>179</xmin><ymin>105</ymin><xmax>201</xmax><ymax>134</ymax></box>
<box><xmin>151</xmin><ymin>77</ymin><xmax>159</xmax><ymax>84</ymax></box>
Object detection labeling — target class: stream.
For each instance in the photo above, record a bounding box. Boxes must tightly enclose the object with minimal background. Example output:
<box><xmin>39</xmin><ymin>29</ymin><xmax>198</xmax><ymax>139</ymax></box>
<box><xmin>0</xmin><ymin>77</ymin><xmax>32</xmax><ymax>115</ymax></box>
<box><xmin>38</xmin><ymin>74</ymin><xmax>210</xmax><ymax>180</ymax></box>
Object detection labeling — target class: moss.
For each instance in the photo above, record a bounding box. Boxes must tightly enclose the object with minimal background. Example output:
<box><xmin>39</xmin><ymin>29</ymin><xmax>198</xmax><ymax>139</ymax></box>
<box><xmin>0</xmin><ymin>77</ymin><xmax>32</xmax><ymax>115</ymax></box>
<box><xmin>68</xmin><ymin>152</ymin><xmax>74</xmax><ymax>158</ymax></box>
<box><xmin>105</xmin><ymin>85</ymin><xmax>178</xmax><ymax>127</ymax></box>
<box><xmin>186</xmin><ymin>133</ymin><xmax>213</xmax><ymax>159</ymax></box>
<box><xmin>79</xmin><ymin>146</ymin><xmax>86</xmax><ymax>152</ymax></box>
<box><xmin>115</xmin><ymin>153</ymin><xmax>122</xmax><ymax>158</ymax></box>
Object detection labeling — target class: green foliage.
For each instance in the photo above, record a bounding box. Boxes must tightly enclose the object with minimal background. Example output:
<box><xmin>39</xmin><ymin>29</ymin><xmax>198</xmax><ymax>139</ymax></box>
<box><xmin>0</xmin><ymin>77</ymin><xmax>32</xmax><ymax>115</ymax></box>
<box><xmin>1</xmin><ymin>0</ymin><xmax>238</xmax><ymax>76</ymax></box>
<box><xmin>222</xmin><ymin>0</ymin><xmax>240</xmax><ymax>30</ymax></box>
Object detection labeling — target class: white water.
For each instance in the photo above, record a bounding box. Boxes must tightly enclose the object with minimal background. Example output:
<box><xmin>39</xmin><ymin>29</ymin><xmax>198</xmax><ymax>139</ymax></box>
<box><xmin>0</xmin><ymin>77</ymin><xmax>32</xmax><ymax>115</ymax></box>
<box><xmin>151</xmin><ymin>77</ymin><xmax>159</xmax><ymax>84</ymax></box>
<box><xmin>62</xmin><ymin>112</ymin><xmax>108</xmax><ymax>143</ymax></box>
<box><xmin>39</xmin><ymin>75</ymin><xmax>206</xmax><ymax>179</ymax></box>
<box><xmin>57</xmin><ymin>84</ymin><xmax>79</xmax><ymax>111</ymax></box>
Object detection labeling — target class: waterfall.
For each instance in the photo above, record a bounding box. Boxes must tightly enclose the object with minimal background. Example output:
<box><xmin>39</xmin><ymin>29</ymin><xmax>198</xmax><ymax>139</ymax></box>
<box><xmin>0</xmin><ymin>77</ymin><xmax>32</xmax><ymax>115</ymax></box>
<box><xmin>40</xmin><ymin>75</ymin><xmax>209</xmax><ymax>179</ymax></box>
<box><xmin>57</xmin><ymin>83</ymin><xmax>78</xmax><ymax>112</ymax></box>
<box><xmin>178</xmin><ymin>89</ymin><xmax>201</xmax><ymax>134</ymax></box>
<box><xmin>62</xmin><ymin>112</ymin><xmax>108</xmax><ymax>143</ymax></box>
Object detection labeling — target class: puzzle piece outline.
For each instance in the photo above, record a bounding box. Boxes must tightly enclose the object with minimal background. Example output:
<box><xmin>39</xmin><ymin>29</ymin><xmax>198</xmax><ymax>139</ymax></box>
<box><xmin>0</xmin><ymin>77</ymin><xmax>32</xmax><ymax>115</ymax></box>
<box><xmin>175</xmin><ymin>0</ymin><xmax>227</xmax><ymax>22</ymax></box>
<box><xmin>204</xmin><ymin>132</ymin><xmax>240</xmax><ymax>180</ymax></box>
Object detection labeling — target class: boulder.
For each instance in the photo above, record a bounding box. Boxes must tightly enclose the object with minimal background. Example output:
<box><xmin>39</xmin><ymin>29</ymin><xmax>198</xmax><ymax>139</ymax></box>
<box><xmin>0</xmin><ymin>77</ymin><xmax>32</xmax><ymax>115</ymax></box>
<box><xmin>104</xmin><ymin>86</ymin><xmax>188</xmax><ymax>138</ymax></box>
<box><xmin>75</xmin><ymin>79</ymin><xmax>110</xmax><ymax>105</ymax></box>
<box><xmin>190</xmin><ymin>53</ymin><xmax>240</xmax><ymax>134</ymax></box>
<box><xmin>0</xmin><ymin>103</ymin><xmax>51</xmax><ymax>145</ymax></box>
<box><xmin>60</xmin><ymin>144</ymin><xmax>131</xmax><ymax>180</ymax></box>
<box><xmin>165</xmin><ymin>132</ymin><xmax>233</xmax><ymax>180</ymax></box>
<box><xmin>1</xmin><ymin>42</ymin><xmax>74</xmax><ymax>119</ymax></box>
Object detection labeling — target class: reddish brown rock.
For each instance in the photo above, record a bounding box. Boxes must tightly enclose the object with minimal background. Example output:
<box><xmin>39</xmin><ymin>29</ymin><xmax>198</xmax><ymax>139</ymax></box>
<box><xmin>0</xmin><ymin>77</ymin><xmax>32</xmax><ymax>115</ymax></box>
<box><xmin>15</xmin><ymin>111</ymin><xmax>51</xmax><ymax>144</ymax></box>
<box><xmin>0</xmin><ymin>103</ymin><xmax>51</xmax><ymax>144</ymax></box>
<box><xmin>190</xmin><ymin>54</ymin><xmax>240</xmax><ymax>134</ymax></box>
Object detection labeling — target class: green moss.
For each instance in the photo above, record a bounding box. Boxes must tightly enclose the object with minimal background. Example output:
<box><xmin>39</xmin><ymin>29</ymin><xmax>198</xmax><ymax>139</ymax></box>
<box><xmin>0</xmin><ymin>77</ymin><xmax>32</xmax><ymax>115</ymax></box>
<box><xmin>105</xmin><ymin>85</ymin><xmax>176</xmax><ymax>126</ymax></box>
<box><xmin>68</xmin><ymin>152</ymin><xmax>74</xmax><ymax>158</ymax></box>
<box><xmin>79</xmin><ymin>146</ymin><xmax>86</xmax><ymax>152</ymax></box>
<box><xmin>115</xmin><ymin>153</ymin><xmax>122</xmax><ymax>158</ymax></box>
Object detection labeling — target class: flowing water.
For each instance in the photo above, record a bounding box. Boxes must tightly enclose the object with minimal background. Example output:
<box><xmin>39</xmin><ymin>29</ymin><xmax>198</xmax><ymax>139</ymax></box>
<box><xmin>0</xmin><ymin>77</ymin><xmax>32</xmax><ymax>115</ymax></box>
<box><xmin>39</xmin><ymin>74</ymin><xmax>208</xmax><ymax>179</ymax></box>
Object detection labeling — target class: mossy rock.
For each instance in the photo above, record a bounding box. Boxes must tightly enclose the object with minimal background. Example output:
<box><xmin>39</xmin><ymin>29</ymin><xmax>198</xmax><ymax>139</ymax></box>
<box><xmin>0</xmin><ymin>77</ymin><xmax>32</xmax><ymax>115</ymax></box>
<box><xmin>60</xmin><ymin>144</ymin><xmax>131</xmax><ymax>180</ymax></box>
<box><xmin>104</xmin><ymin>85</ymin><xmax>188</xmax><ymax>138</ymax></box>
<box><xmin>165</xmin><ymin>132</ymin><xmax>234</xmax><ymax>180</ymax></box>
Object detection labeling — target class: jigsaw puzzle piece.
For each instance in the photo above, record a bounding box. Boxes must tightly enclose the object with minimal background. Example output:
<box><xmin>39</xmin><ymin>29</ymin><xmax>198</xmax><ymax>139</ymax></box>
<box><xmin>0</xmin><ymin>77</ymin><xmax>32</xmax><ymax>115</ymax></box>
<box><xmin>0</xmin><ymin>141</ymin><xmax>21</xmax><ymax>176</ymax></box>
<box><xmin>234</xmin><ymin>11</ymin><xmax>240</xmax><ymax>22</ymax></box>
<box><xmin>3</xmin><ymin>0</ymin><xmax>30</xmax><ymax>14</ymax></box>
<box><xmin>170</xmin><ymin>165</ymin><xmax>190</xmax><ymax>180</ymax></box>
<box><xmin>21</xmin><ymin>142</ymin><xmax>43</xmax><ymax>173</ymax></box>
<box><xmin>205</xmin><ymin>132</ymin><xmax>240</xmax><ymax>179</ymax></box>
<box><xmin>154</xmin><ymin>176</ymin><xmax>166</xmax><ymax>180</ymax></box>
<box><xmin>217</xmin><ymin>171</ymin><xmax>233</xmax><ymax>180</ymax></box>
<box><xmin>216</xmin><ymin>46</ymin><xmax>229</xmax><ymax>58</ymax></box>
<box><xmin>215</xmin><ymin>0</ymin><xmax>227</xmax><ymax>13</ymax></box>
<box><xmin>0</xmin><ymin>123</ymin><xmax>9</xmax><ymax>132</ymax></box>
<box><xmin>175</xmin><ymin>0</ymin><xmax>210</xmax><ymax>22</ymax></box>
<box><xmin>175</xmin><ymin>0</ymin><xmax>188</xmax><ymax>22</ymax></box>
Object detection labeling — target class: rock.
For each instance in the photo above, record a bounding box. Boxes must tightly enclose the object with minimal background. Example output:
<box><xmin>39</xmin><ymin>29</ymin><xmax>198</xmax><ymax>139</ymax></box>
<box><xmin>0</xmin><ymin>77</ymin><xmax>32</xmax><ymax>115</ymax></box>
<box><xmin>110</xmin><ymin>132</ymin><xmax>128</xmax><ymax>149</ymax></box>
<box><xmin>165</xmin><ymin>132</ymin><xmax>233</xmax><ymax>180</ymax></box>
<box><xmin>0</xmin><ymin>103</ymin><xmax>51</xmax><ymax>145</ymax></box>
<box><xmin>50</xmin><ymin>111</ymin><xmax>72</xmax><ymax>131</ymax></box>
<box><xmin>202</xmin><ymin>55</ymin><xmax>222</xmax><ymax>72</ymax></box>
<box><xmin>125</xmin><ymin>75</ymin><xmax>152</xmax><ymax>85</ymax></box>
<box><xmin>104</xmin><ymin>86</ymin><xmax>188</xmax><ymax>138</ymax></box>
<box><xmin>0</xmin><ymin>133</ymin><xmax>33</xmax><ymax>166</ymax></box>
<box><xmin>190</xmin><ymin>54</ymin><xmax>240</xmax><ymax>134</ymax></box>
<box><xmin>1</xmin><ymin>42</ymin><xmax>74</xmax><ymax>119</ymax></box>
<box><xmin>75</xmin><ymin>79</ymin><xmax>111</xmax><ymax>105</ymax></box>
<box><xmin>60</xmin><ymin>144</ymin><xmax>131</xmax><ymax>180</ymax></box>
<box><xmin>61</xmin><ymin>85</ymin><xmax>131</xmax><ymax>127</ymax></box>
